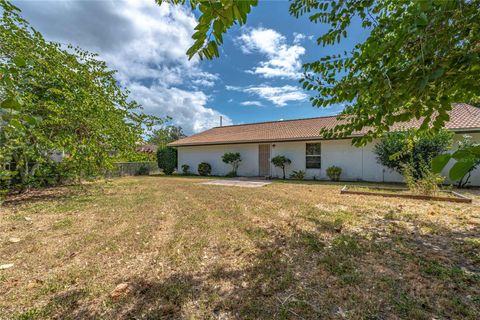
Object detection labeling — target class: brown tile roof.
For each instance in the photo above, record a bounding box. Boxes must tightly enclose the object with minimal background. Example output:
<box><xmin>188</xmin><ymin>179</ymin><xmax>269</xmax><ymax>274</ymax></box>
<box><xmin>169</xmin><ymin>104</ymin><xmax>480</xmax><ymax>147</ymax></box>
<box><xmin>136</xmin><ymin>144</ymin><xmax>158</xmax><ymax>153</ymax></box>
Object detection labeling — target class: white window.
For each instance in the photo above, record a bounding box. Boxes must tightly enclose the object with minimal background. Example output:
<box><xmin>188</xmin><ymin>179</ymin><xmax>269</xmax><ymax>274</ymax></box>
<box><xmin>306</xmin><ymin>143</ymin><xmax>321</xmax><ymax>169</ymax></box>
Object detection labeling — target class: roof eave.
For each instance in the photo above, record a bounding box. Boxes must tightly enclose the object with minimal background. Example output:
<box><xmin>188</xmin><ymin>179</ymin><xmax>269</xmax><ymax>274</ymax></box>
<box><xmin>168</xmin><ymin>135</ymin><xmax>362</xmax><ymax>147</ymax></box>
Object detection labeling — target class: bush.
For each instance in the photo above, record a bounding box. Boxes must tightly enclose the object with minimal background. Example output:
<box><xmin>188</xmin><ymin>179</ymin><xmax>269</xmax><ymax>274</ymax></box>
<box><xmin>226</xmin><ymin>171</ymin><xmax>237</xmax><ymax>178</ymax></box>
<box><xmin>403</xmin><ymin>163</ymin><xmax>444</xmax><ymax>196</ymax></box>
<box><xmin>271</xmin><ymin>155</ymin><xmax>291</xmax><ymax>179</ymax></box>
<box><xmin>35</xmin><ymin>160</ymin><xmax>78</xmax><ymax>187</ymax></box>
<box><xmin>221</xmin><ymin>152</ymin><xmax>241</xmax><ymax>176</ymax></box>
<box><xmin>1</xmin><ymin>158</ymin><xmax>80</xmax><ymax>193</ymax></box>
<box><xmin>374</xmin><ymin>129</ymin><xmax>452</xmax><ymax>179</ymax></box>
<box><xmin>290</xmin><ymin>170</ymin><xmax>305</xmax><ymax>180</ymax></box>
<box><xmin>156</xmin><ymin>147</ymin><xmax>177</xmax><ymax>175</ymax></box>
<box><xmin>135</xmin><ymin>164</ymin><xmax>150</xmax><ymax>176</ymax></box>
<box><xmin>326</xmin><ymin>166</ymin><xmax>342</xmax><ymax>181</ymax></box>
<box><xmin>198</xmin><ymin>162</ymin><xmax>211</xmax><ymax>176</ymax></box>
<box><xmin>181</xmin><ymin>164</ymin><xmax>190</xmax><ymax>175</ymax></box>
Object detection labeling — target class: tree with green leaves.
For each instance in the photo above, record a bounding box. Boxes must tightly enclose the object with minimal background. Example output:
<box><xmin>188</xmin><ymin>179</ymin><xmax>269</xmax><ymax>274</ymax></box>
<box><xmin>374</xmin><ymin>130</ymin><xmax>452</xmax><ymax>179</ymax></box>
<box><xmin>0</xmin><ymin>0</ymin><xmax>156</xmax><ymax>193</ymax></box>
<box><xmin>148</xmin><ymin>124</ymin><xmax>187</xmax><ymax>148</ymax></box>
<box><xmin>271</xmin><ymin>155</ymin><xmax>291</xmax><ymax>180</ymax></box>
<box><xmin>158</xmin><ymin>0</ymin><xmax>479</xmax><ymax>146</ymax></box>
<box><xmin>155</xmin><ymin>0</ymin><xmax>258</xmax><ymax>60</ymax></box>
<box><xmin>222</xmin><ymin>152</ymin><xmax>241</xmax><ymax>176</ymax></box>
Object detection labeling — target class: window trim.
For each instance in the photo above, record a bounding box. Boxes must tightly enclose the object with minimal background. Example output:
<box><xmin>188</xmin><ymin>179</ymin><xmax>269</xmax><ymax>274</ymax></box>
<box><xmin>305</xmin><ymin>143</ymin><xmax>321</xmax><ymax>169</ymax></box>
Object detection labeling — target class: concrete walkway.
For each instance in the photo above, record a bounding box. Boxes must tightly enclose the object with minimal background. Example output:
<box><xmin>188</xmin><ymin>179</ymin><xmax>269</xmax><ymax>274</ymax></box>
<box><xmin>200</xmin><ymin>179</ymin><xmax>271</xmax><ymax>188</ymax></box>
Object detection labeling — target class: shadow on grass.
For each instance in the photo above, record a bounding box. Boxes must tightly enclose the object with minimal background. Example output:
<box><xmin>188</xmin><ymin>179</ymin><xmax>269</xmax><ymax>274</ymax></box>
<box><xmin>2</xmin><ymin>185</ymin><xmax>92</xmax><ymax>207</ymax></box>
<box><xmin>20</xmin><ymin>213</ymin><xmax>480</xmax><ymax>319</ymax></box>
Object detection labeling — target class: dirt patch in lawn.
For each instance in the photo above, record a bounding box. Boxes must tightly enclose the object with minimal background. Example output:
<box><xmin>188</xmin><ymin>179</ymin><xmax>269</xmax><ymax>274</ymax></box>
<box><xmin>1</xmin><ymin>177</ymin><xmax>479</xmax><ymax>319</ymax></box>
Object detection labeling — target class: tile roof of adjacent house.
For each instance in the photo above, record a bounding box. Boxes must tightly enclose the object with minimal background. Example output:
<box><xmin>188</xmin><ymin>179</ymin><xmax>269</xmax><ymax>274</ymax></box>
<box><xmin>136</xmin><ymin>144</ymin><xmax>158</xmax><ymax>153</ymax></box>
<box><xmin>169</xmin><ymin>103</ymin><xmax>480</xmax><ymax>147</ymax></box>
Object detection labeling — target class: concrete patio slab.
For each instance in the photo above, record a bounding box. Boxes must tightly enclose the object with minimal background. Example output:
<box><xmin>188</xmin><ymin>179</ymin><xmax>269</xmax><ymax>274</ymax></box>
<box><xmin>200</xmin><ymin>179</ymin><xmax>271</xmax><ymax>188</ymax></box>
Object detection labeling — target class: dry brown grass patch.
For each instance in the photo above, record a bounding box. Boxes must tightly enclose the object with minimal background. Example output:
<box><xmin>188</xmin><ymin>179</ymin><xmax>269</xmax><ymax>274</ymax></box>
<box><xmin>1</xmin><ymin>177</ymin><xmax>479</xmax><ymax>319</ymax></box>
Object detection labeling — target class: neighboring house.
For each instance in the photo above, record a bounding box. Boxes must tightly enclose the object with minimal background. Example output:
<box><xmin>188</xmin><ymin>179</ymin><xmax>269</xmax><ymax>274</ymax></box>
<box><xmin>136</xmin><ymin>144</ymin><xmax>158</xmax><ymax>154</ymax></box>
<box><xmin>169</xmin><ymin>104</ymin><xmax>480</xmax><ymax>185</ymax></box>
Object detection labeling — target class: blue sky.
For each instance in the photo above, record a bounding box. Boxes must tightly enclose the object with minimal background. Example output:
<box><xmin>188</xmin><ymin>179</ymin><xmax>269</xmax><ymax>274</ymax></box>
<box><xmin>13</xmin><ymin>0</ymin><xmax>369</xmax><ymax>134</ymax></box>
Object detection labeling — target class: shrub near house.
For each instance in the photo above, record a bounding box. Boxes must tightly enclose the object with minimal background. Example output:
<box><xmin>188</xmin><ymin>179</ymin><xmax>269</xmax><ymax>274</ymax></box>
<box><xmin>157</xmin><ymin>147</ymin><xmax>177</xmax><ymax>175</ymax></box>
<box><xmin>290</xmin><ymin>170</ymin><xmax>305</xmax><ymax>180</ymax></box>
<box><xmin>181</xmin><ymin>164</ymin><xmax>190</xmax><ymax>175</ymax></box>
<box><xmin>198</xmin><ymin>162</ymin><xmax>211</xmax><ymax>176</ymax></box>
<box><xmin>271</xmin><ymin>155</ymin><xmax>291</xmax><ymax>180</ymax></box>
<box><xmin>222</xmin><ymin>152</ymin><xmax>241</xmax><ymax>177</ymax></box>
<box><xmin>374</xmin><ymin>129</ymin><xmax>452</xmax><ymax>178</ymax></box>
<box><xmin>374</xmin><ymin>129</ymin><xmax>452</xmax><ymax>195</ymax></box>
<box><xmin>326</xmin><ymin>166</ymin><xmax>342</xmax><ymax>181</ymax></box>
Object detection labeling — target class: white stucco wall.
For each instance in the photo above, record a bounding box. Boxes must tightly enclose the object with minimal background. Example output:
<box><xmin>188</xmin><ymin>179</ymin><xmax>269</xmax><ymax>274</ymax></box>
<box><xmin>177</xmin><ymin>143</ymin><xmax>259</xmax><ymax>176</ymax></box>
<box><xmin>176</xmin><ymin>132</ymin><xmax>480</xmax><ymax>186</ymax></box>
<box><xmin>270</xmin><ymin>139</ymin><xmax>403</xmax><ymax>182</ymax></box>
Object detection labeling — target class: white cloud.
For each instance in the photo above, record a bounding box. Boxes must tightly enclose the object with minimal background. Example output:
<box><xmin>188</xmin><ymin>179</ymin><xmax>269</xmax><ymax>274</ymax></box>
<box><xmin>190</xmin><ymin>72</ymin><xmax>219</xmax><ymax>87</ymax></box>
<box><xmin>293</xmin><ymin>32</ymin><xmax>306</xmax><ymax>44</ymax></box>
<box><xmin>240</xmin><ymin>101</ymin><xmax>263</xmax><ymax>107</ymax></box>
<box><xmin>14</xmin><ymin>0</ymin><xmax>225</xmax><ymax>132</ymax></box>
<box><xmin>236</xmin><ymin>28</ymin><xmax>305</xmax><ymax>79</ymax></box>
<box><xmin>227</xmin><ymin>85</ymin><xmax>308</xmax><ymax>107</ymax></box>
<box><xmin>293</xmin><ymin>32</ymin><xmax>314</xmax><ymax>44</ymax></box>
<box><xmin>191</xmin><ymin>79</ymin><xmax>215</xmax><ymax>87</ymax></box>
<box><xmin>129</xmin><ymin>83</ymin><xmax>231</xmax><ymax>133</ymax></box>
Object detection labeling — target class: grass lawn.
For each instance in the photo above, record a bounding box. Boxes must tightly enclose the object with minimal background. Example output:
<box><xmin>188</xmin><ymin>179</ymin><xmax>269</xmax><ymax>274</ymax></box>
<box><xmin>1</xmin><ymin>176</ymin><xmax>479</xmax><ymax>319</ymax></box>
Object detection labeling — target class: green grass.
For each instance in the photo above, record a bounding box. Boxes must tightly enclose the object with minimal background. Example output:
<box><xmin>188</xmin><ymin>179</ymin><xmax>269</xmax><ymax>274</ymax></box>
<box><xmin>51</xmin><ymin>218</ymin><xmax>73</xmax><ymax>230</ymax></box>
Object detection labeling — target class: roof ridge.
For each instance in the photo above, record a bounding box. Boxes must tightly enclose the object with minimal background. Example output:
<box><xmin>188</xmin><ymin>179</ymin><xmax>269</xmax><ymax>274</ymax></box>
<box><xmin>212</xmin><ymin>113</ymin><xmax>340</xmax><ymax>129</ymax></box>
<box><xmin>214</xmin><ymin>103</ymin><xmax>478</xmax><ymax>129</ymax></box>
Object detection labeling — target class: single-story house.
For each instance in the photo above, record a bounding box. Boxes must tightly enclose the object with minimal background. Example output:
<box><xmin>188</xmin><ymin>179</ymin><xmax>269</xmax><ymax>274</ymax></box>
<box><xmin>169</xmin><ymin>103</ymin><xmax>480</xmax><ymax>186</ymax></box>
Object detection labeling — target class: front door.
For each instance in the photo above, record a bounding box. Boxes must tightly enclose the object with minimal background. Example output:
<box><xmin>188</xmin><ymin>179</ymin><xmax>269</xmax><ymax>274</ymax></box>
<box><xmin>258</xmin><ymin>144</ymin><xmax>271</xmax><ymax>177</ymax></box>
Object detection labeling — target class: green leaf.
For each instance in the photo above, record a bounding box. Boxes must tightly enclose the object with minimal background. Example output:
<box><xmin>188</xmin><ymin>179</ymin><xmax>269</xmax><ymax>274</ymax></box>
<box><xmin>415</xmin><ymin>12</ymin><xmax>428</xmax><ymax>26</ymax></box>
<box><xmin>416</xmin><ymin>0</ymin><xmax>433</xmax><ymax>11</ymax></box>
<box><xmin>24</xmin><ymin>115</ymin><xmax>38</xmax><ymax>125</ymax></box>
<box><xmin>431</xmin><ymin>154</ymin><xmax>451</xmax><ymax>173</ymax></box>
<box><xmin>449</xmin><ymin>160</ymin><xmax>475</xmax><ymax>181</ymax></box>
<box><xmin>451</xmin><ymin>146</ymin><xmax>480</xmax><ymax>160</ymax></box>
<box><xmin>13</xmin><ymin>56</ymin><xmax>26</xmax><ymax>67</ymax></box>
<box><xmin>465</xmin><ymin>145</ymin><xmax>480</xmax><ymax>157</ymax></box>
<box><xmin>429</xmin><ymin>68</ymin><xmax>444</xmax><ymax>80</ymax></box>
<box><xmin>213</xmin><ymin>19</ymin><xmax>223</xmax><ymax>37</ymax></box>
<box><xmin>9</xmin><ymin>119</ymin><xmax>24</xmax><ymax>130</ymax></box>
<box><xmin>451</xmin><ymin>148</ymin><xmax>472</xmax><ymax>160</ymax></box>
<box><xmin>233</xmin><ymin>5</ymin><xmax>243</xmax><ymax>22</ymax></box>
<box><xmin>1</xmin><ymin>97</ymin><xmax>22</xmax><ymax>110</ymax></box>
<box><xmin>416</xmin><ymin>76</ymin><xmax>428</xmax><ymax>92</ymax></box>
